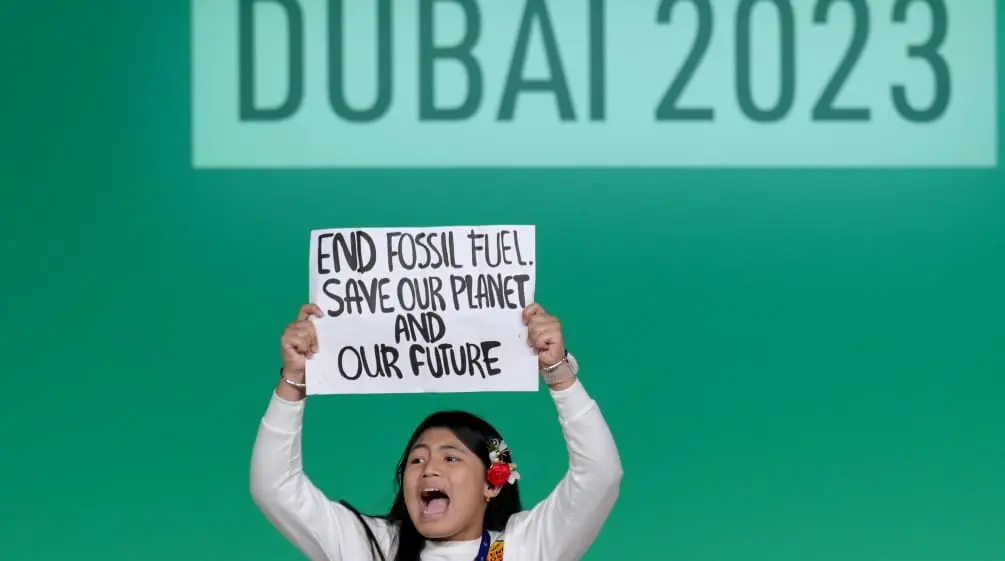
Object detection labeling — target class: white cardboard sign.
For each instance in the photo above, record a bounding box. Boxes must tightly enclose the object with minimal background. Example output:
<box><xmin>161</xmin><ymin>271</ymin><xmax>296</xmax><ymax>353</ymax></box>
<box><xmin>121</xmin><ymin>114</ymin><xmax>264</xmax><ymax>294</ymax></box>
<box><xmin>305</xmin><ymin>225</ymin><xmax>537</xmax><ymax>395</ymax></box>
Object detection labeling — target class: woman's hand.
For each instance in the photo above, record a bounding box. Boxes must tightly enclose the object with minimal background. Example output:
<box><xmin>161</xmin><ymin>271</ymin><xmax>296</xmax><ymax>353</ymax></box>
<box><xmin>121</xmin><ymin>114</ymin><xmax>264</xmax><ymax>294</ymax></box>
<box><xmin>523</xmin><ymin>303</ymin><xmax>566</xmax><ymax>369</ymax></box>
<box><xmin>280</xmin><ymin>303</ymin><xmax>323</xmax><ymax>383</ymax></box>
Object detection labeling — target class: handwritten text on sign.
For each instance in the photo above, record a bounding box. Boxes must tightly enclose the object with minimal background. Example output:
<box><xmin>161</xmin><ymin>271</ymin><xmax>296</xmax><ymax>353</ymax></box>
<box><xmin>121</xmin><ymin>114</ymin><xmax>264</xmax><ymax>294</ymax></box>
<box><xmin>305</xmin><ymin>226</ymin><xmax>538</xmax><ymax>395</ymax></box>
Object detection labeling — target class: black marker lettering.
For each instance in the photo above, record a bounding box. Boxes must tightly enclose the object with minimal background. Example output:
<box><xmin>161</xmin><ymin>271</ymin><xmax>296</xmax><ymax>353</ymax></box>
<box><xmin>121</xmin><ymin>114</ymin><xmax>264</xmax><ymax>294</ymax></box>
<box><xmin>316</xmin><ymin>232</ymin><xmax>334</xmax><ymax>274</ymax></box>
<box><xmin>337</xmin><ymin>344</ymin><xmax>402</xmax><ymax>380</ymax></box>
<box><xmin>396</xmin><ymin>276</ymin><xmax>447</xmax><ymax>312</ymax></box>
<box><xmin>316</xmin><ymin>227</ymin><xmax>535</xmax><ymax>388</ymax></box>
<box><xmin>381</xmin><ymin>345</ymin><xmax>402</xmax><ymax>378</ymax></box>
<box><xmin>510</xmin><ymin>229</ymin><xmax>530</xmax><ymax>265</ymax></box>
<box><xmin>393</xmin><ymin>312</ymin><xmax>446</xmax><ymax>344</ymax></box>
<box><xmin>498</xmin><ymin>230</ymin><xmax>514</xmax><ymax>265</ymax></box>
<box><xmin>467</xmin><ymin>229</ymin><xmax>529</xmax><ymax>267</ymax></box>
<box><xmin>317</xmin><ymin>230</ymin><xmax>377</xmax><ymax>273</ymax></box>
<box><xmin>444</xmin><ymin>232</ymin><xmax>462</xmax><ymax>268</ymax></box>
<box><xmin>322</xmin><ymin>278</ymin><xmax>394</xmax><ymax>317</ymax></box>
<box><xmin>387</xmin><ymin>231</ymin><xmax>462</xmax><ymax>272</ymax></box>
<box><xmin>466</xmin><ymin>229</ymin><xmax>486</xmax><ymax>267</ymax></box>
<box><xmin>407</xmin><ymin>341</ymin><xmax>502</xmax><ymax>378</ymax></box>
<box><xmin>322</xmin><ymin>278</ymin><xmax>344</xmax><ymax>317</ymax></box>
<box><xmin>450</xmin><ymin>273</ymin><xmax>531</xmax><ymax>310</ymax></box>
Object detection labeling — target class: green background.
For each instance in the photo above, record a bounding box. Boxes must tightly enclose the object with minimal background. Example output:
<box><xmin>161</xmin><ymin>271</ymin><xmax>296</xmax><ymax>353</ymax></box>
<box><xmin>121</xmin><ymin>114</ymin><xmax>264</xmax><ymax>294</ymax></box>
<box><xmin>1</xmin><ymin>2</ymin><xmax>1002</xmax><ymax>560</ymax></box>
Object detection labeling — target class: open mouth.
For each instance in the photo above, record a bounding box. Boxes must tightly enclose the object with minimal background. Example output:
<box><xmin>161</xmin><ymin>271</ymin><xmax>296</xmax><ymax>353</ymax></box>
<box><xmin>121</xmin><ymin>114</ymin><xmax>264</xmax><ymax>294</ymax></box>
<box><xmin>420</xmin><ymin>488</ymin><xmax>450</xmax><ymax>518</ymax></box>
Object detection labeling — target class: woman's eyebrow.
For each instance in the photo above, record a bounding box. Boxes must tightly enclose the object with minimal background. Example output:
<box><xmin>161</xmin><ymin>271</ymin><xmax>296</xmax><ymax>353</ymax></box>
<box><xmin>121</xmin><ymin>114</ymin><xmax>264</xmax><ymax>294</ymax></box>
<box><xmin>409</xmin><ymin>442</ymin><xmax>469</xmax><ymax>455</ymax></box>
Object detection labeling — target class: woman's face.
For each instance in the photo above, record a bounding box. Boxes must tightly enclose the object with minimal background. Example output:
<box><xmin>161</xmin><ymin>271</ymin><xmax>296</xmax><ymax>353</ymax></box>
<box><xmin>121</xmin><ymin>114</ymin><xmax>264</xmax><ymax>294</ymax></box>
<box><xmin>403</xmin><ymin>427</ymin><xmax>502</xmax><ymax>540</ymax></box>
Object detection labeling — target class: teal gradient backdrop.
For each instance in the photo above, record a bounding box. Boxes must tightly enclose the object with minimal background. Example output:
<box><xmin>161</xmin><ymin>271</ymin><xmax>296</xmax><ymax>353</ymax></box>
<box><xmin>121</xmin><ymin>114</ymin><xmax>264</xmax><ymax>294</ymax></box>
<box><xmin>1</xmin><ymin>2</ymin><xmax>1003</xmax><ymax>560</ymax></box>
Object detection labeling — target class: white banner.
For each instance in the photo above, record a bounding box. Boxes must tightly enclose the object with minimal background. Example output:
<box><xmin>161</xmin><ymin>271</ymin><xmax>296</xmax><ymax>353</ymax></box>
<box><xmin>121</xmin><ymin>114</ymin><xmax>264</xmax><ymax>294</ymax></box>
<box><xmin>305</xmin><ymin>225</ymin><xmax>538</xmax><ymax>395</ymax></box>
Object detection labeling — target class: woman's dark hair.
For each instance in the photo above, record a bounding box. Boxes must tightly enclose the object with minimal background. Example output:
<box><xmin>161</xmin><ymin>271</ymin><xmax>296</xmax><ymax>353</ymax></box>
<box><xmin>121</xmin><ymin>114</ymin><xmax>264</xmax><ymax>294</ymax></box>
<box><xmin>339</xmin><ymin>410</ymin><xmax>523</xmax><ymax>561</ymax></box>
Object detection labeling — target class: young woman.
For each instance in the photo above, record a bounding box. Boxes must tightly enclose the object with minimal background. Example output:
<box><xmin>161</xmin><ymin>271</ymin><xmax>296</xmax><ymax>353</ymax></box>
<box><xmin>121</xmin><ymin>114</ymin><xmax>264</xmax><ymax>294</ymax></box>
<box><xmin>251</xmin><ymin>302</ymin><xmax>623</xmax><ymax>561</ymax></box>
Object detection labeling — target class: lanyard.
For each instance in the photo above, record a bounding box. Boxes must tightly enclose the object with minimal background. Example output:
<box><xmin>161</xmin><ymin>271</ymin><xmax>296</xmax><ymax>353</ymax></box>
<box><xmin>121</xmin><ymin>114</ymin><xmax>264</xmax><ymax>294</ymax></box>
<box><xmin>473</xmin><ymin>530</ymin><xmax>491</xmax><ymax>561</ymax></box>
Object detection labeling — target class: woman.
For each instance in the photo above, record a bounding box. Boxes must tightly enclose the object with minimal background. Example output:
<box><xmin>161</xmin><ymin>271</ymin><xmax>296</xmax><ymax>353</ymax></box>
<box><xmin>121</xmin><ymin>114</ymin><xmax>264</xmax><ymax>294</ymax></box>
<box><xmin>251</xmin><ymin>302</ymin><xmax>623</xmax><ymax>561</ymax></box>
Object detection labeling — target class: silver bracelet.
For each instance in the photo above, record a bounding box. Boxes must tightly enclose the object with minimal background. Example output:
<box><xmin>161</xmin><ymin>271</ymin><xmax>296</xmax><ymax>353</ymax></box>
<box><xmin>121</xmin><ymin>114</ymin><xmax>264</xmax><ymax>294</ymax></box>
<box><xmin>279</xmin><ymin>368</ymin><xmax>307</xmax><ymax>389</ymax></box>
<box><xmin>540</xmin><ymin>352</ymin><xmax>578</xmax><ymax>386</ymax></box>
<box><xmin>541</xmin><ymin>356</ymin><xmax>568</xmax><ymax>372</ymax></box>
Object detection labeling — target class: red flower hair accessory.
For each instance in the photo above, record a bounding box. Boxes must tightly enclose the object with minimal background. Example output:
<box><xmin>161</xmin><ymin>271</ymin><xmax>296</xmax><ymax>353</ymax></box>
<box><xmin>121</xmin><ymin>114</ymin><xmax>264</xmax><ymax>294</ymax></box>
<box><xmin>486</xmin><ymin>438</ymin><xmax>520</xmax><ymax>487</ymax></box>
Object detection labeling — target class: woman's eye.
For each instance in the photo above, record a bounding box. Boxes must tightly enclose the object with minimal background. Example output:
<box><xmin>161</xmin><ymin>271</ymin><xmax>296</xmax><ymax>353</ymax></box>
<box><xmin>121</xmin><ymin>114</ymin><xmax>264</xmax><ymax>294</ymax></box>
<box><xmin>445</xmin><ymin>456</ymin><xmax>458</xmax><ymax>462</ymax></box>
<box><xmin>409</xmin><ymin>457</ymin><xmax>425</xmax><ymax>464</ymax></box>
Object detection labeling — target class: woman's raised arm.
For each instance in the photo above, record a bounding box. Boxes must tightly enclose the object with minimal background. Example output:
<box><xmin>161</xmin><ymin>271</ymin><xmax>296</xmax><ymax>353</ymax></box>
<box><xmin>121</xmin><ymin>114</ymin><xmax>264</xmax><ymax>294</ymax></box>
<box><xmin>506</xmin><ymin>305</ymin><xmax>624</xmax><ymax>561</ymax></box>
<box><xmin>249</xmin><ymin>305</ymin><xmax>393</xmax><ymax>561</ymax></box>
<box><xmin>506</xmin><ymin>377</ymin><xmax>623</xmax><ymax>561</ymax></box>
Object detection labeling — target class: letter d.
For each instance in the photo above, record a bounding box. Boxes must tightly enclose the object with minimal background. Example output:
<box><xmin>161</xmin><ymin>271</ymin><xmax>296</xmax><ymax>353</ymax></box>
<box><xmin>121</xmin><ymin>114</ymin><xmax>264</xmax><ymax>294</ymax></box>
<box><xmin>238</xmin><ymin>0</ymin><xmax>304</xmax><ymax>121</ymax></box>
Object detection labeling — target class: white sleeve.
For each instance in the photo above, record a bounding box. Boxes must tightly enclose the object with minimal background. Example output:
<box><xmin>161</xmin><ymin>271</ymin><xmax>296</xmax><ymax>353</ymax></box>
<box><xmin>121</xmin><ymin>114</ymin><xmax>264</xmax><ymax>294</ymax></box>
<box><xmin>249</xmin><ymin>392</ymin><xmax>395</xmax><ymax>561</ymax></box>
<box><xmin>506</xmin><ymin>379</ymin><xmax>624</xmax><ymax>561</ymax></box>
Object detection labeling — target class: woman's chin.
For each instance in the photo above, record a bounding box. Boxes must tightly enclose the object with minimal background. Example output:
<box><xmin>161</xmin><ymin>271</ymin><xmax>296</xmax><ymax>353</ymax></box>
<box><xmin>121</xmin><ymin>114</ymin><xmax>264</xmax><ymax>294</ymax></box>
<box><xmin>414</xmin><ymin>520</ymin><xmax>457</xmax><ymax>540</ymax></box>
<box><xmin>412</xmin><ymin>510</ymin><xmax>466</xmax><ymax>540</ymax></box>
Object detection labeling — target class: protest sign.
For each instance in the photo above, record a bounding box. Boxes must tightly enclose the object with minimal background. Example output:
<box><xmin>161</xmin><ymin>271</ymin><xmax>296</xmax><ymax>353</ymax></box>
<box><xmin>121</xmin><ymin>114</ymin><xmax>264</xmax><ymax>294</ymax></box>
<box><xmin>304</xmin><ymin>225</ymin><xmax>537</xmax><ymax>395</ymax></box>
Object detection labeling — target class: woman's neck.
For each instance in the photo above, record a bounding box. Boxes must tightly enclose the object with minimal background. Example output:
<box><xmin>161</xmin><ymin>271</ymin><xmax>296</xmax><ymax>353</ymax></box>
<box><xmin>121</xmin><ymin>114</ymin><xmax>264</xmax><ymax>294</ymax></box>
<box><xmin>429</xmin><ymin>524</ymin><xmax>484</xmax><ymax>543</ymax></box>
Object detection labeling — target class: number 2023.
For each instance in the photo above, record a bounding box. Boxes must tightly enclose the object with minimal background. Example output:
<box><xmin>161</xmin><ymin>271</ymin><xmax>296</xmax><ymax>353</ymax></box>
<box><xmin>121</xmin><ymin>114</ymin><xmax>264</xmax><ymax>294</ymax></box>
<box><xmin>655</xmin><ymin>0</ymin><xmax>950</xmax><ymax>123</ymax></box>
